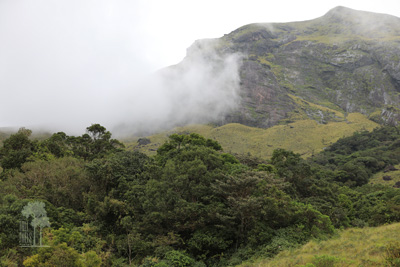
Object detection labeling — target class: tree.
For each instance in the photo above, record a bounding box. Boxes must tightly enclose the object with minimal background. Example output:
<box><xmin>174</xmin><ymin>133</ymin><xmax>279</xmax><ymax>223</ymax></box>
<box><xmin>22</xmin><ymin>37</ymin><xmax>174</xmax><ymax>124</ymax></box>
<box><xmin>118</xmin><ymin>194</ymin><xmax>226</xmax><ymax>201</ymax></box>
<box><xmin>0</xmin><ymin>128</ymin><xmax>33</xmax><ymax>170</ymax></box>
<box><xmin>69</xmin><ymin>124</ymin><xmax>124</xmax><ymax>160</ymax></box>
<box><xmin>23</xmin><ymin>243</ymin><xmax>83</xmax><ymax>267</ymax></box>
<box><xmin>6</xmin><ymin>157</ymin><xmax>89</xmax><ymax>210</ymax></box>
<box><xmin>157</xmin><ymin>133</ymin><xmax>222</xmax><ymax>164</ymax></box>
<box><xmin>271</xmin><ymin>148</ymin><xmax>313</xmax><ymax>197</ymax></box>
<box><xmin>0</xmin><ymin>194</ymin><xmax>29</xmax><ymax>250</ymax></box>
<box><xmin>86</xmin><ymin>124</ymin><xmax>108</xmax><ymax>141</ymax></box>
<box><xmin>43</xmin><ymin>132</ymin><xmax>72</xmax><ymax>158</ymax></box>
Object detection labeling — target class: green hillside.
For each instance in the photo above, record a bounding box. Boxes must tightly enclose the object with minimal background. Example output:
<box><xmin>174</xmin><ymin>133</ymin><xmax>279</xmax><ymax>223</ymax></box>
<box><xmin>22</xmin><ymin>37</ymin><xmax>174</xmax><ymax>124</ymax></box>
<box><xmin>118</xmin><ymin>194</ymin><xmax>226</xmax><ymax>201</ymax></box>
<box><xmin>239</xmin><ymin>223</ymin><xmax>400</xmax><ymax>266</ymax></box>
<box><xmin>370</xmin><ymin>163</ymin><xmax>400</xmax><ymax>187</ymax></box>
<box><xmin>2</xmin><ymin>6</ymin><xmax>400</xmax><ymax>266</ymax></box>
<box><xmin>2</xmin><ymin>123</ymin><xmax>400</xmax><ymax>266</ymax></box>
<box><xmin>126</xmin><ymin>112</ymin><xmax>378</xmax><ymax>159</ymax></box>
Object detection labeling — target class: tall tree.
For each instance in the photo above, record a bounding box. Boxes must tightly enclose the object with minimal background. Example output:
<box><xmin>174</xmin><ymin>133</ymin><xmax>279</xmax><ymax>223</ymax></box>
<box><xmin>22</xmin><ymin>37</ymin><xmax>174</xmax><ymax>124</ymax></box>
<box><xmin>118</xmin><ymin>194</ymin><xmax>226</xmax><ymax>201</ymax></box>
<box><xmin>70</xmin><ymin>124</ymin><xmax>124</xmax><ymax>160</ymax></box>
<box><xmin>0</xmin><ymin>128</ymin><xmax>33</xmax><ymax>170</ymax></box>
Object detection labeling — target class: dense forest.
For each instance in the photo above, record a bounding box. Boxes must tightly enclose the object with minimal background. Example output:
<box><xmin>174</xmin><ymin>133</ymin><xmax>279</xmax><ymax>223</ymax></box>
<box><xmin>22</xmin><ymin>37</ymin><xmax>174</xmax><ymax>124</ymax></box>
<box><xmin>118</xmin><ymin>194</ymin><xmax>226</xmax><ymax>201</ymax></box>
<box><xmin>1</xmin><ymin>124</ymin><xmax>400</xmax><ymax>266</ymax></box>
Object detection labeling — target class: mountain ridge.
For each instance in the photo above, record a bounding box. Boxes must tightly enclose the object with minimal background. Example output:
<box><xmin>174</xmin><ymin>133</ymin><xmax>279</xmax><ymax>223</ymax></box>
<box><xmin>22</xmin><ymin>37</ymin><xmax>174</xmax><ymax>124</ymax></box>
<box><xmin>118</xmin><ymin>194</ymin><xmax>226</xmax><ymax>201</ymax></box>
<box><xmin>178</xmin><ymin>6</ymin><xmax>400</xmax><ymax>130</ymax></box>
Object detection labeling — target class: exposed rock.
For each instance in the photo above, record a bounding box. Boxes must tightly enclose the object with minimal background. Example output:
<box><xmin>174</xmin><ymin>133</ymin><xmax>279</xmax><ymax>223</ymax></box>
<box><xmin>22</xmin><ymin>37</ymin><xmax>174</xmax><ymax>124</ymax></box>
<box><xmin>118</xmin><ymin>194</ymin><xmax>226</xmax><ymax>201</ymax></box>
<box><xmin>137</xmin><ymin>138</ymin><xmax>151</xmax><ymax>146</ymax></box>
<box><xmin>384</xmin><ymin>165</ymin><xmax>398</xmax><ymax>173</ymax></box>
<box><xmin>176</xmin><ymin>6</ymin><xmax>400</xmax><ymax>129</ymax></box>
<box><xmin>383</xmin><ymin>175</ymin><xmax>392</xmax><ymax>181</ymax></box>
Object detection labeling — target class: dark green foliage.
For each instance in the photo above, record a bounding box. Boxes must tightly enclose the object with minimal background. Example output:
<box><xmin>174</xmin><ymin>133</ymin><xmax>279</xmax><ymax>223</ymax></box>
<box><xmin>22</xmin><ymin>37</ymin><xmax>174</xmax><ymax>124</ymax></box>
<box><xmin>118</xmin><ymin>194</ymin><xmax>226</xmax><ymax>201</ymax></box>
<box><xmin>0</xmin><ymin>124</ymin><xmax>124</xmax><ymax>174</ymax></box>
<box><xmin>68</xmin><ymin>124</ymin><xmax>125</xmax><ymax>160</ymax></box>
<box><xmin>2</xmin><ymin>127</ymin><xmax>400</xmax><ymax>265</ymax></box>
<box><xmin>85</xmin><ymin>134</ymin><xmax>334</xmax><ymax>264</ymax></box>
<box><xmin>86</xmin><ymin>150</ymin><xmax>151</xmax><ymax>199</ymax></box>
<box><xmin>348</xmin><ymin>185</ymin><xmax>400</xmax><ymax>226</ymax></box>
<box><xmin>43</xmin><ymin>132</ymin><xmax>72</xmax><ymax>158</ymax></box>
<box><xmin>23</xmin><ymin>243</ymin><xmax>83</xmax><ymax>267</ymax></box>
<box><xmin>1</xmin><ymin>157</ymin><xmax>89</xmax><ymax>211</ymax></box>
<box><xmin>271</xmin><ymin>148</ymin><xmax>314</xmax><ymax>197</ymax></box>
<box><xmin>312</xmin><ymin>126</ymin><xmax>400</xmax><ymax>186</ymax></box>
<box><xmin>221</xmin><ymin>153</ymin><xmax>239</xmax><ymax>164</ymax></box>
<box><xmin>257</xmin><ymin>163</ymin><xmax>277</xmax><ymax>173</ymax></box>
<box><xmin>163</xmin><ymin>250</ymin><xmax>196</xmax><ymax>267</ymax></box>
<box><xmin>0</xmin><ymin>128</ymin><xmax>33</xmax><ymax>170</ymax></box>
<box><xmin>0</xmin><ymin>194</ymin><xmax>28</xmax><ymax>250</ymax></box>
<box><xmin>157</xmin><ymin>133</ymin><xmax>222</xmax><ymax>164</ymax></box>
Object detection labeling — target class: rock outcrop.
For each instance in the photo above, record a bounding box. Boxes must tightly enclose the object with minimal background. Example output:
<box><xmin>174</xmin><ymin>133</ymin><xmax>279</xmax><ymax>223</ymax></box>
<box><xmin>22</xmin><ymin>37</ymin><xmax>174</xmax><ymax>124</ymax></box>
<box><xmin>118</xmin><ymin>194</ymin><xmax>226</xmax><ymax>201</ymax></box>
<box><xmin>180</xmin><ymin>6</ymin><xmax>400</xmax><ymax>128</ymax></box>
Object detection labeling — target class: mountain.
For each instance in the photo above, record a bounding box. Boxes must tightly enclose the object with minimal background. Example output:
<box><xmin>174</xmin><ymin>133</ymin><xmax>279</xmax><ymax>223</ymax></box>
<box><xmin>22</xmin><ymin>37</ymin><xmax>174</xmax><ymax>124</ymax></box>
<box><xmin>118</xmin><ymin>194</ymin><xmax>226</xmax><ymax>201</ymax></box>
<box><xmin>182</xmin><ymin>6</ymin><xmax>400</xmax><ymax>128</ymax></box>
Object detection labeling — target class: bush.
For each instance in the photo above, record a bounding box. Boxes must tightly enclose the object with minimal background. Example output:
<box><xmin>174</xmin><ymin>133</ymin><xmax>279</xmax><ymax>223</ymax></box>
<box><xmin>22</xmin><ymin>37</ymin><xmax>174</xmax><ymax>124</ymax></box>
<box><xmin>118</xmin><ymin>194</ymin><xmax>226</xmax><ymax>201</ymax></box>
<box><xmin>164</xmin><ymin>250</ymin><xmax>195</xmax><ymax>267</ymax></box>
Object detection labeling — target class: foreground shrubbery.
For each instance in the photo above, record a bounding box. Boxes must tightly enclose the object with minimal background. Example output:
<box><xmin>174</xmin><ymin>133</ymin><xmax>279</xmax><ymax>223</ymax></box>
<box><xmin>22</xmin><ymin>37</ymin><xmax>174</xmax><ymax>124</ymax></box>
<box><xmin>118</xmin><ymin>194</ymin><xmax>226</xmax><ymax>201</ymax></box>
<box><xmin>1</xmin><ymin>125</ymin><xmax>400</xmax><ymax>266</ymax></box>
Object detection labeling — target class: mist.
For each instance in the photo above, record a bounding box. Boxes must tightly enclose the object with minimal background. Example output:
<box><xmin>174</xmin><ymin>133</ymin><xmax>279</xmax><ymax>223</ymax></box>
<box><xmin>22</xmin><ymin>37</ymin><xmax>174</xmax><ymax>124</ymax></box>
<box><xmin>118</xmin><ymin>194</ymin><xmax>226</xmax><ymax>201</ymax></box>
<box><xmin>109</xmin><ymin>39</ymin><xmax>242</xmax><ymax>136</ymax></box>
<box><xmin>0</xmin><ymin>1</ymin><xmax>242</xmax><ymax>136</ymax></box>
<box><xmin>4</xmin><ymin>1</ymin><xmax>395</xmax><ymax>137</ymax></box>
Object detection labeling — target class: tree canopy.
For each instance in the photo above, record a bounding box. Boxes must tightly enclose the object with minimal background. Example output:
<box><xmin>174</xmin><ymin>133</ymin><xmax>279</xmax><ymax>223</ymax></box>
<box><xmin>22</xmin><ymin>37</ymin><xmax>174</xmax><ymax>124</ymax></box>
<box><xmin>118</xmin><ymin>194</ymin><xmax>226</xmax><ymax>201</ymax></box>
<box><xmin>1</xmin><ymin>125</ymin><xmax>400</xmax><ymax>266</ymax></box>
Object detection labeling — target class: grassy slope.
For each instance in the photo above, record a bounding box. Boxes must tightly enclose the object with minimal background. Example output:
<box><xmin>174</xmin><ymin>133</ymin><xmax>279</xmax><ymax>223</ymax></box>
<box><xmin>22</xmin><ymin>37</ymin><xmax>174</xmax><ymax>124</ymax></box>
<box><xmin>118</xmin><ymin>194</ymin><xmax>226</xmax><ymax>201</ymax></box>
<box><xmin>238</xmin><ymin>223</ymin><xmax>400</xmax><ymax>267</ymax></box>
<box><xmin>370</xmin><ymin>164</ymin><xmax>400</xmax><ymax>187</ymax></box>
<box><xmin>125</xmin><ymin>112</ymin><xmax>378</xmax><ymax>159</ymax></box>
<box><xmin>0</xmin><ymin>112</ymin><xmax>378</xmax><ymax>160</ymax></box>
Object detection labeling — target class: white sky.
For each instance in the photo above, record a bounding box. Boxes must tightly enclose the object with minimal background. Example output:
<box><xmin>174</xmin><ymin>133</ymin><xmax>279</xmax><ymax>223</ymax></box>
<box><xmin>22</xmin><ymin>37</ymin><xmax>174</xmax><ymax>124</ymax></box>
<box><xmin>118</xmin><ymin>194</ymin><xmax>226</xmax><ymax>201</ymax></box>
<box><xmin>143</xmin><ymin>0</ymin><xmax>400</xmax><ymax>70</ymax></box>
<box><xmin>1</xmin><ymin>0</ymin><xmax>400</xmax><ymax>132</ymax></box>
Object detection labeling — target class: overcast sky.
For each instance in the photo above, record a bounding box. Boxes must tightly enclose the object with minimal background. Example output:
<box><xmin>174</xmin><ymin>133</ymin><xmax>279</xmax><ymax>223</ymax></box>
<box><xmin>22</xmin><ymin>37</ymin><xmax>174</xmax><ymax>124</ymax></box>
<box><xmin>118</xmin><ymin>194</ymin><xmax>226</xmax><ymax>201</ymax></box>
<box><xmin>1</xmin><ymin>0</ymin><xmax>400</xmax><ymax>134</ymax></box>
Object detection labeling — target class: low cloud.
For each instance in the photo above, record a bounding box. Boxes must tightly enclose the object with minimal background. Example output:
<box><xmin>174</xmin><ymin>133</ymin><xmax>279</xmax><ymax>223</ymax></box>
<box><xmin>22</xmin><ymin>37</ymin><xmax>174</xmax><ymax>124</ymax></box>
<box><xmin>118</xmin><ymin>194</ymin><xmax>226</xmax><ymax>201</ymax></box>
<box><xmin>0</xmin><ymin>1</ymin><xmax>242</xmax><ymax>136</ymax></box>
<box><xmin>111</xmin><ymin>39</ymin><xmax>243</xmax><ymax>136</ymax></box>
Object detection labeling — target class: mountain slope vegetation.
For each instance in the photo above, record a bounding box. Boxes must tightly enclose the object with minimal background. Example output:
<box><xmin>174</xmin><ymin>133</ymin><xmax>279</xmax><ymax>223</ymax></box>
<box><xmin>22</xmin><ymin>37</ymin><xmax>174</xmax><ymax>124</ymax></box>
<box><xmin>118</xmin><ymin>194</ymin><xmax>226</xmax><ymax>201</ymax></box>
<box><xmin>2</xmin><ymin>6</ymin><xmax>400</xmax><ymax>267</ymax></box>
<box><xmin>1</xmin><ymin>124</ymin><xmax>400</xmax><ymax>266</ymax></box>
<box><xmin>128</xmin><ymin>112</ymin><xmax>378</xmax><ymax>159</ymax></box>
<box><xmin>239</xmin><ymin>223</ymin><xmax>400</xmax><ymax>266</ymax></box>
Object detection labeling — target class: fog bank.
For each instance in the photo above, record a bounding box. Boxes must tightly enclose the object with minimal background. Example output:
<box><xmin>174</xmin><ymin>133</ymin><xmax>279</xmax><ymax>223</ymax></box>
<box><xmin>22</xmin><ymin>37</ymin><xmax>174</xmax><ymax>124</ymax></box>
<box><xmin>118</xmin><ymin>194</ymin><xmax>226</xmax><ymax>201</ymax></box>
<box><xmin>0</xmin><ymin>1</ymin><xmax>242</xmax><ymax>136</ymax></box>
<box><xmin>112</xmin><ymin>39</ymin><xmax>242</xmax><ymax>136</ymax></box>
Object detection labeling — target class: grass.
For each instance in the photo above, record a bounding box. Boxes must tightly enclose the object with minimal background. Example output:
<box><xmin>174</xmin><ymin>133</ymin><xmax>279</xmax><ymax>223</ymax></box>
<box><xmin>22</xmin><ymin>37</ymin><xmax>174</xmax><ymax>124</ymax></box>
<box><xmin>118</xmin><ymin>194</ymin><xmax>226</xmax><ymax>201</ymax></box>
<box><xmin>238</xmin><ymin>223</ymin><xmax>400</xmax><ymax>266</ymax></box>
<box><xmin>0</xmin><ymin>112</ymin><xmax>378</xmax><ymax>161</ymax></box>
<box><xmin>287</xmin><ymin>94</ymin><xmax>345</xmax><ymax>120</ymax></box>
<box><xmin>126</xmin><ymin>112</ymin><xmax>378</xmax><ymax>159</ymax></box>
<box><xmin>271</xmin><ymin>8</ymin><xmax>400</xmax><ymax>46</ymax></box>
<box><xmin>370</xmin><ymin>164</ymin><xmax>400</xmax><ymax>187</ymax></box>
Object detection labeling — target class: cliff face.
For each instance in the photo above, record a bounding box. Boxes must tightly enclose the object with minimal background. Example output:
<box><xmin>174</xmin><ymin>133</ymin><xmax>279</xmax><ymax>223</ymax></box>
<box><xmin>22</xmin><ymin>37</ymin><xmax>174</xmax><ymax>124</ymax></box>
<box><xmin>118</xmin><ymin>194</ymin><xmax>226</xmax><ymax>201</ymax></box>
<box><xmin>183</xmin><ymin>6</ymin><xmax>400</xmax><ymax>128</ymax></box>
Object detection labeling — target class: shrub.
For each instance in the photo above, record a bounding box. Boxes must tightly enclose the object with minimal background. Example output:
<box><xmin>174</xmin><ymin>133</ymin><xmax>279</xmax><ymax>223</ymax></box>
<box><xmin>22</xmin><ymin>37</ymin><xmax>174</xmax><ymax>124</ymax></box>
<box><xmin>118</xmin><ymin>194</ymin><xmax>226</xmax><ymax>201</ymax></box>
<box><xmin>164</xmin><ymin>250</ymin><xmax>195</xmax><ymax>267</ymax></box>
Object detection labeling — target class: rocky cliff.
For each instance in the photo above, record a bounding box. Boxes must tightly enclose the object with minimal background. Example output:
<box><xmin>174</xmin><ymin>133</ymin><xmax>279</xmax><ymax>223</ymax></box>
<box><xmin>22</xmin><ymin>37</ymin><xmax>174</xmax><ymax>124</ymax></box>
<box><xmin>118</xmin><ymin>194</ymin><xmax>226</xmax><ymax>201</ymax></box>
<box><xmin>182</xmin><ymin>6</ymin><xmax>400</xmax><ymax>128</ymax></box>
